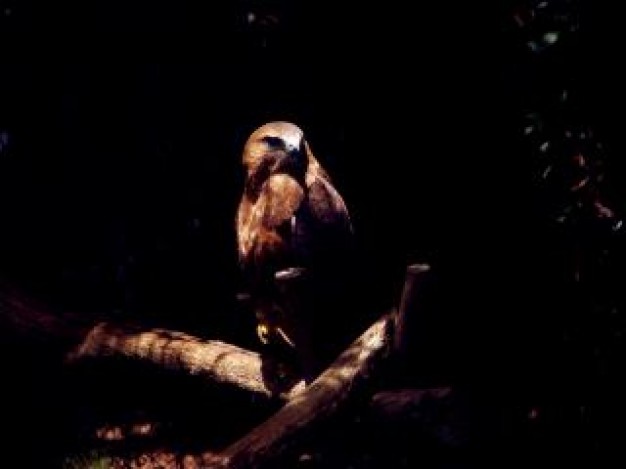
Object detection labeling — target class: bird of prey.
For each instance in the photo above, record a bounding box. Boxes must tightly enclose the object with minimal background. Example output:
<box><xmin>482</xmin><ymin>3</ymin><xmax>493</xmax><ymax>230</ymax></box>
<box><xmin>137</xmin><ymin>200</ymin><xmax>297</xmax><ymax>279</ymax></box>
<box><xmin>236</xmin><ymin>121</ymin><xmax>354</xmax><ymax>379</ymax></box>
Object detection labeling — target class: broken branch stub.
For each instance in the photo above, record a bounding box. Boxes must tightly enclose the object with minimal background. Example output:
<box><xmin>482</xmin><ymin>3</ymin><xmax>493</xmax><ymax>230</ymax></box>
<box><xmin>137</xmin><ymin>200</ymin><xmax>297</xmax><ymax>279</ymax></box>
<box><xmin>394</xmin><ymin>263</ymin><xmax>432</xmax><ymax>358</ymax></box>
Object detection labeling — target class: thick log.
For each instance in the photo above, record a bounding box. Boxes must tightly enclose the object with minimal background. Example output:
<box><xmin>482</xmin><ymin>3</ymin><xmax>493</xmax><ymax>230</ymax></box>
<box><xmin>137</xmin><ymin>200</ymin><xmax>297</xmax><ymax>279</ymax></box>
<box><xmin>68</xmin><ymin>322</ymin><xmax>306</xmax><ymax>400</ymax></box>
<box><xmin>0</xmin><ymin>281</ymin><xmax>306</xmax><ymax>400</ymax></box>
<box><xmin>210</xmin><ymin>314</ymin><xmax>393</xmax><ymax>469</ymax></box>
<box><xmin>2</xmin><ymin>277</ymin><xmax>413</xmax><ymax>414</ymax></box>
<box><xmin>3</xmin><ymin>282</ymin><xmax>462</xmax><ymax>468</ymax></box>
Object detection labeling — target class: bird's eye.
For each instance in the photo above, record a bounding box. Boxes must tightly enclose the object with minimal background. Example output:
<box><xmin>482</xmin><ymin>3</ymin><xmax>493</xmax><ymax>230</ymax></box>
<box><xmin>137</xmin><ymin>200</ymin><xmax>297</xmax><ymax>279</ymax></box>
<box><xmin>261</xmin><ymin>136</ymin><xmax>284</xmax><ymax>148</ymax></box>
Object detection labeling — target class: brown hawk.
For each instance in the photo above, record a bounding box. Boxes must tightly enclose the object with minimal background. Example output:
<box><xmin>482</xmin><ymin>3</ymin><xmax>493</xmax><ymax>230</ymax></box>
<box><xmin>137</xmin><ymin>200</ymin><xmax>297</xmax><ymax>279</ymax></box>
<box><xmin>236</xmin><ymin>121</ymin><xmax>354</xmax><ymax>379</ymax></box>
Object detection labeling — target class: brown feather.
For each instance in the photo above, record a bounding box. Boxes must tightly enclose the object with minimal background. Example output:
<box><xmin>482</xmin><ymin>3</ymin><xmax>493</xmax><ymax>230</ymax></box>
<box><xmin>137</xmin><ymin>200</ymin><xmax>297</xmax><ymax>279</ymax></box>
<box><xmin>235</xmin><ymin>121</ymin><xmax>354</xmax><ymax>374</ymax></box>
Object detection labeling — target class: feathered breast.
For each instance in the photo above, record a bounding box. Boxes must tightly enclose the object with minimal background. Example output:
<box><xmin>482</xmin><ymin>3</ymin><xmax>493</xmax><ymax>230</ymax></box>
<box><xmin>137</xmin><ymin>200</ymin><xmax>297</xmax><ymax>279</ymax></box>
<box><xmin>237</xmin><ymin>173</ymin><xmax>305</xmax><ymax>276</ymax></box>
<box><xmin>237</xmin><ymin>169</ymin><xmax>353</xmax><ymax>280</ymax></box>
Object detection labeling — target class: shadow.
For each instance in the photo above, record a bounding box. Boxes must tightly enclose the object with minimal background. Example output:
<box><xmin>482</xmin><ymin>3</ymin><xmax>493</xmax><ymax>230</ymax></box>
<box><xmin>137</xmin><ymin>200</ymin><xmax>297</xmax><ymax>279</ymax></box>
<box><xmin>259</xmin><ymin>344</ymin><xmax>304</xmax><ymax>395</ymax></box>
<box><xmin>62</xmin><ymin>354</ymin><xmax>284</xmax><ymax>461</ymax></box>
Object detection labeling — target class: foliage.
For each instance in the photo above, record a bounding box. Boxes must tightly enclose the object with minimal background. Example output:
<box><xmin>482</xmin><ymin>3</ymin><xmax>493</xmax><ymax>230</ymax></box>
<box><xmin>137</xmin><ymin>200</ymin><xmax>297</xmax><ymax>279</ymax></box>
<box><xmin>63</xmin><ymin>450</ymin><xmax>112</xmax><ymax>469</ymax></box>
<box><xmin>503</xmin><ymin>0</ymin><xmax>626</xmax><ymax>457</ymax></box>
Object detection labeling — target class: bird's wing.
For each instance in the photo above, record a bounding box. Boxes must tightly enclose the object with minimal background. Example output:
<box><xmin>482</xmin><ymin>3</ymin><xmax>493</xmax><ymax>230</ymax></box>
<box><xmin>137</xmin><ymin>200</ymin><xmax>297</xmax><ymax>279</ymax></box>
<box><xmin>306</xmin><ymin>175</ymin><xmax>353</xmax><ymax>234</ymax></box>
<box><xmin>283</xmin><ymin>174</ymin><xmax>353</xmax><ymax>271</ymax></box>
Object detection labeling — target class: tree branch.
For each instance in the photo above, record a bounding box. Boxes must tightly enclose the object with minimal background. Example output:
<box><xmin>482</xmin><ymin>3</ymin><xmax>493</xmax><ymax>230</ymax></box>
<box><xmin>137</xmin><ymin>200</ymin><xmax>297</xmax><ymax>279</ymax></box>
<box><xmin>68</xmin><ymin>322</ymin><xmax>306</xmax><ymax>400</ymax></box>
<box><xmin>209</xmin><ymin>314</ymin><xmax>393</xmax><ymax>469</ymax></box>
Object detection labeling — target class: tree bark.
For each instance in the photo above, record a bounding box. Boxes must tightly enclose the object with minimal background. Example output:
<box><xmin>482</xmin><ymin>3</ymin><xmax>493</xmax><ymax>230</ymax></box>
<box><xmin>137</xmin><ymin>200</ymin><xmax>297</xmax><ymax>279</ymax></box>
<box><xmin>2</xmin><ymin>279</ymin><xmax>462</xmax><ymax>469</ymax></box>
<box><xmin>394</xmin><ymin>263</ymin><xmax>431</xmax><ymax>357</ymax></box>
<box><xmin>209</xmin><ymin>314</ymin><xmax>392</xmax><ymax>469</ymax></box>
<box><xmin>0</xmin><ymin>280</ymin><xmax>307</xmax><ymax>399</ymax></box>
<box><xmin>68</xmin><ymin>321</ymin><xmax>306</xmax><ymax>400</ymax></box>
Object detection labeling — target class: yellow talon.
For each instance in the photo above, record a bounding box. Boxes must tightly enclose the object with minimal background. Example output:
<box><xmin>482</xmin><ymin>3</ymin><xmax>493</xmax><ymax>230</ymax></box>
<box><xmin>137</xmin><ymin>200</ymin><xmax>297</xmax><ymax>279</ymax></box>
<box><xmin>257</xmin><ymin>323</ymin><xmax>270</xmax><ymax>344</ymax></box>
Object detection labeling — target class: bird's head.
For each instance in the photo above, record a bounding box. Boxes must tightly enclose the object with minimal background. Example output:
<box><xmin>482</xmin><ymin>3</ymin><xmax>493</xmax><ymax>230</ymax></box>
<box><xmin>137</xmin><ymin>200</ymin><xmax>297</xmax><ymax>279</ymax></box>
<box><xmin>242</xmin><ymin>122</ymin><xmax>325</xmax><ymax>195</ymax></box>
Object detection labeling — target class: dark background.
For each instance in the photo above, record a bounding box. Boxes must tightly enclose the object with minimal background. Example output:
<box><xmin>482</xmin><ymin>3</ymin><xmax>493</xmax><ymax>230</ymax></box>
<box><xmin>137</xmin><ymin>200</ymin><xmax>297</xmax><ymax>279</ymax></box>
<box><xmin>1</xmin><ymin>0</ymin><xmax>626</xmax><ymax>466</ymax></box>
<box><xmin>0</xmin><ymin>1</ymin><xmax>488</xmax><ymax>337</ymax></box>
